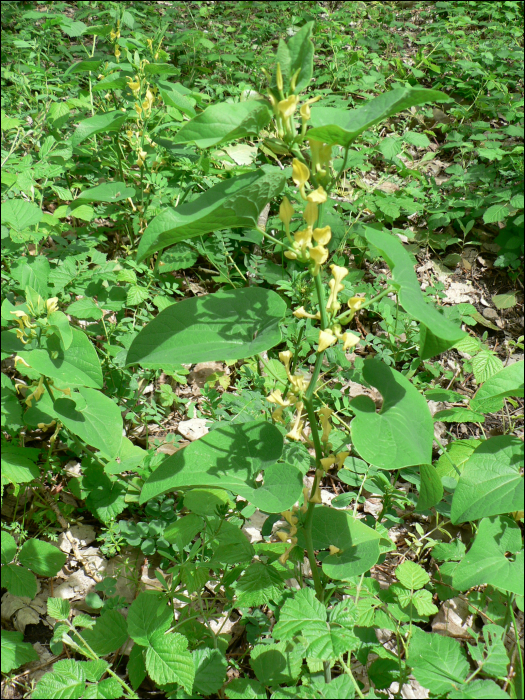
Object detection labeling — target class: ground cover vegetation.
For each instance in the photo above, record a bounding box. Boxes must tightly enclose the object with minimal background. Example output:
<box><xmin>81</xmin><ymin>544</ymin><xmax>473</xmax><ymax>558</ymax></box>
<box><xmin>1</xmin><ymin>1</ymin><xmax>524</xmax><ymax>698</ymax></box>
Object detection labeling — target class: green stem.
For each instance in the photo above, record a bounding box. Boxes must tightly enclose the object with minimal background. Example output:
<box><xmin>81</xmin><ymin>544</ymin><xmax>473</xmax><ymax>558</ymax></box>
<box><xmin>339</xmin><ymin>655</ymin><xmax>365</xmax><ymax>699</ymax></box>
<box><xmin>509</xmin><ymin>595</ymin><xmax>524</xmax><ymax>695</ymax></box>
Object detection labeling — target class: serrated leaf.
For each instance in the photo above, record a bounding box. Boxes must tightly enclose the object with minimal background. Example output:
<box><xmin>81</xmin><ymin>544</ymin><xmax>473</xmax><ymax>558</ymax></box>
<box><xmin>145</xmin><ymin>631</ymin><xmax>194</xmax><ymax>692</ymax></box>
<box><xmin>32</xmin><ymin>659</ymin><xmax>86</xmax><ymax>699</ymax></box>
<box><xmin>412</xmin><ymin>589</ymin><xmax>439</xmax><ymax>616</ymax></box>
<box><xmin>1</xmin><ymin>629</ymin><xmax>39</xmax><ymax>673</ymax></box>
<box><xmin>1</xmin><ymin>198</ymin><xmax>43</xmax><ymax>232</ymax></box>
<box><xmin>250</xmin><ymin>640</ymin><xmax>303</xmax><ymax>685</ymax></box>
<box><xmin>449</xmin><ymin>679</ymin><xmax>510</xmax><ymax>699</ymax></box>
<box><xmin>483</xmin><ymin>204</ymin><xmax>510</xmax><ymax>223</ymax></box>
<box><xmin>409</xmin><ymin>627</ymin><xmax>469</xmax><ymax>695</ymax></box>
<box><xmin>1</xmin><ymin>446</ymin><xmax>40</xmax><ymax>486</ymax></box>
<box><xmin>81</xmin><ymin>610</ymin><xmax>128</xmax><ymax>657</ymax></box>
<box><xmin>126</xmin><ymin>285</ymin><xmax>149</xmax><ymax>306</ymax></box>
<box><xmin>234</xmin><ymin>561</ymin><xmax>284</xmax><ymax>606</ymax></box>
<box><xmin>1</xmin><ymin>531</ymin><xmax>17</xmax><ymax>565</ymax></box>
<box><xmin>396</xmin><ymin>561</ymin><xmax>429</xmax><ymax>590</ymax></box>
<box><xmin>48</xmin><ymin>597</ymin><xmax>71</xmax><ymax>621</ymax></box>
<box><xmin>82</xmin><ymin>677</ymin><xmax>122</xmax><ymax>698</ymax></box>
<box><xmin>192</xmin><ymin>647</ymin><xmax>228</xmax><ymax>696</ymax></box>
<box><xmin>471</xmin><ymin>361</ymin><xmax>524</xmax><ymax>413</ymax></box>
<box><xmin>127</xmin><ymin>592</ymin><xmax>172</xmax><ymax>647</ymax></box>
<box><xmin>472</xmin><ymin>351</ymin><xmax>504</xmax><ymax>384</ymax></box>
<box><xmin>1</xmin><ymin>564</ymin><xmax>37</xmax><ymax>598</ymax></box>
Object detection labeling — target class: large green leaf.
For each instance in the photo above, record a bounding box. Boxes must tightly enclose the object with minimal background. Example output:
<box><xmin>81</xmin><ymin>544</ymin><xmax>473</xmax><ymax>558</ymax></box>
<box><xmin>127</xmin><ymin>592</ymin><xmax>172</xmax><ymax>647</ymax></box>
<box><xmin>308</xmin><ymin>87</ymin><xmax>452</xmax><ymax>148</ymax></box>
<box><xmin>408</xmin><ymin>627</ymin><xmax>469</xmax><ymax>696</ymax></box>
<box><xmin>1</xmin><ymin>630</ymin><xmax>39</xmax><ymax>674</ymax></box>
<box><xmin>416</xmin><ymin>463</ymin><xmax>444</xmax><ymax>512</ymax></box>
<box><xmin>271</xmin><ymin>22</ymin><xmax>314</xmax><ymax>97</ymax></box>
<box><xmin>139</xmin><ymin>420</ymin><xmax>301</xmax><ymax>512</ymax></box>
<box><xmin>350</xmin><ymin>359</ymin><xmax>433</xmax><ymax>470</ymax></box>
<box><xmin>1</xmin><ymin>199</ymin><xmax>43</xmax><ymax>233</ymax></box>
<box><xmin>364</xmin><ymin>229</ymin><xmax>465</xmax><ymax>358</ymax></box>
<box><xmin>81</xmin><ymin>610</ymin><xmax>128</xmax><ymax>657</ymax></box>
<box><xmin>452</xmin><ymin>516</ymin><xmax>524</xmax><ymax>595</ymax></box>
<box><xmin>470</xmin><ymin>361</ymin><xmax>524</xmax><ymax>413</ymax></box>
<box><xmin>17</xmin><ymin>328</ymin><xmax>103</xmax><ymax>389</ymax></box>
<box><xmin>157</xmin><ymin>80</ymin><xmax>196</xmax><ymax>118</ymax></box>
<box><xmin>451</xmin><ymin>436</ymin><xmax>524</xmax><ymax>524</ymax></box>
<box><xmin>297</xmin><ymin>507</ymin><xmax>382</xmax><ymax>580</ymax></box>
<box><xmin>53</xmin><ymin>387</ymin><xmax>123</xmax><ymax>459</ymax></box>
<box><xmin>18</xmin><ymin>538</ymin><xmax>66</xmax><ymax>577</ymax></box>
<box><xmin>75</xmin><ymin>182</ymin><xmax>135</xmax><ymax>203</ymax></box>
<box><xmin>70</xmin><ymin>110</ymin><xmax>127</xmax><ymax>147</ymax></box>
<box><xmin>145</xmin><ymin>630</ymin><xmax>194</xmax><ymax>692</ymax></box>
<box><xmin>126</xmin><ymin>287</ymin><xmax>286</xmax><ymax>367</ymax></box>
<box><xmin>136</xmin><ymin>165</ymin><xmax>286</xmax><ymax>261</ymax></box>
<box><xmin>173</xmin><ymin>100</ymin><xmax>271</xmax><ymax>149</ymax></box>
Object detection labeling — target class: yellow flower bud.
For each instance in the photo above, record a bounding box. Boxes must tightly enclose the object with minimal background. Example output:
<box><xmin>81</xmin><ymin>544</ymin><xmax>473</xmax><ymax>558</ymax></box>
<box><xmin>279</xmin><ymin>350</ymin><xmax>293</xmax><ymax>378</ymax></box>
<box><xmin>319</xmin><ymin>406</ymin><xmax>333</xmax><ymax>442</ymax></box>
<box><xmin>276</xmin><ymin>530</ymin><xmax>289</xmax><ymax>542</ymax></box>
<box><xmin>303</xmin><ymin>200</ymin><xmax>318</xmax><ymax>228</ymax></box>
<box><xmin>286</xmin><ymin>401</ymin><xmax>304</xmax><ymax>442</ymax></box>
<box><xmin>300</xmin><ymin>103</ymin><xmax>311</xmax><ymax>122</ymax></box>
<box><xmin>284</xmin><ymin>250</ymin><xmax>297</xmax><ymax>260</ymax></box>
<box><xmin>342</xmin><ymin>333</ymin><xmax>360</xmax><ymax>351</ymax></box>
<box><xmin>335</xmin><ymin>451</ymin><xmax>350</xmax><ymax>468</ymax></box>
<box><xmin>329</xmin><ymin>545</ymin><xmax>341</xmax><ymax>556</ymax></box>
<box><xmin>307</xmin><ymin>186</ymin><xmax>327</xmax><ymax>204</ymax></box>
<box><xmin>309</xmin><ymin>485</ymin><xmax>322</xmax><ymax>504</ymax></box>
<box><xmin>279</xmin><ymin>197</ymin><xmax>294</xmax><ymax>226</ymax></box>
<box><xmin>282</xmin><ymin>510</ymin><xmax>299</xmax><ymax>526</ymax></box>
<box><xmin>293</xmin><ymin>306</ymin><xmax>320</xmax><ymax>320</ymax></box>
<box><xmin>326</xmin><ymin>264</ymin><xmax>348</xmax><ymax>314</ymax></box>
<box><xmin>290</xmin><ymin>67</ymin><xmax>301</xmax><ymax>93</ymax></box>
<box><xmin>136</xmin><ymin>149</ymin><xmax>147</xmax><ymax>167</ymax></box>
<box><xmin>292</xmin><ymin>158</ymin><xmax>310</xmax><ymax>200</ymax></box>
<box><xmin>317</xmin><ymin>329</ymin><xmax>337</xmax><ymax>353</ymax></box>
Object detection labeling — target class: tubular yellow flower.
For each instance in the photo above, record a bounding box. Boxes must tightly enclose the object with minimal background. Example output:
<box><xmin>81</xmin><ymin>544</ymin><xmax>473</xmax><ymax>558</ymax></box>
<box><xmin>290</xmin><ymin>373</ymin><xmax>307</xmax><ymax>393</ymax></box>
<box><xmin>286</xmin><ymin>402</ymin><xmax>304</xmax><ymax>441</ymax></box>
<box><xmin>329</xmin><ymin>545</ymin><xmax>341</xmax><ymax>556</ymax></box>
<box><xmin>278</xmin><ymin>94</ymin><xmax>299</xmax><ymax>121</ymax></box>
<box><xmin>293</xmin><ymin>306</ymin><xmax>320</xmax><ymax>320</ymax></box>
<box><xmin>142</xmin><ymin>88</ymin><xmax>155</xmax><ymax>114</ymax></box>
<box><xmin>292</xmin><ymin>158</ymin><xmax>310</xmax><ymax>200</ymax></box>
<box><xmin>320</xmin><ymin>455</ymin><xmax>336</xmax><ymax>470</ymax></box>
<box><xmin>335</xmin><ymin>451</ymin><xmax>350</xmax><ymax>468</ymax></box>
<box><xmin>284</xmin><ymin>250</ymin><xmax>297</xmax><ymax>259</ymax></box>
<box><xmin>15</xmin><ymin>328</ymin><xmax>29</xmax><ymax>344</ymax></box>
<box><xmin>300</xmin><ymin>102</ymin><xmax>311</xmax><ymax>122</ymax></box>
<box><xmin>136</xmin><ymin>149</ymin><xmax>147</xmax><ymax>167</ymax></box>
<box><xmin>307</xmin><ymin>186</ymin><xmax>327</xmax><ymax>204</ymax></box>
<box><xmin>10</xmin><ymin>310</ymin><xmax>34</xmax><ymax>328</ymax></box>
<box><xmin>342</xmin><ymin>333</ymin><xmax>360</xmax><ymax>351</ymax></box>
<box><xmin>278</xmin><ymin>538</ymin><xmax>298</xmax><ymax>566</ymax></box>
<box><xmin>276</xmin><ymin>62</ymin><xmax>284</xmax><ymax>91</ymax></box>
<box><xmin>267</xmin><ymin>389</ymin><xmax>293</xmax><ymax>407</ymax></box>
<box><xmin>271</xmin><ymin>407</ymin><xmax>285</xmax><ymax>423</ymax></box>
<box><xmin>127</xmin><ymin>76</ymin><xmax>141</xmax><ymax>95</ymax></box>
<box><xmin>309</xmin><ymin>245</ymin><xmax>328</xmax><ymax>275</ymax></box>
<box><xmin>14</xmin><ymin>355</ymin><xmax>31</xmax><ymax>368</ymax></box>
<box><xmin>282</xmin><ymin>510</ymin><xmax>299</xmax><ymax>526</ymax></box>
<box><xmin>114</xmin><ymin>46</ymin><xmax>121</xmax><ymax>60</ymax></box>
<box><xmin>312</xmin><ymin>226</ymin><xmax>332</xmax><ymax>246</ymax></box>
<box><xmin>317</xmin><ymin>329</ymin><xmax>337</xmax><ymax>353</ymax></box>
<box><xmin>276</xmin><ymin>530</ymin><xmax>289</xmax><ymax>542</ymax></box>
<box><xmin>38</xmin><ymin>420</ymin><xmax>57</xmax><ymax>430</ymax></box>
<box><xmin>293</xmin><ymin>226</ymin><xmax>313</xmax><ymax>258</ymax></box>
<box><xmin>279</xmin><ymin>350</ymin><xmax>293</xmax><ymax>377</ymax></box>
<box><xmin>135</xmin><ymin>102</ymin><xmax>143</xmax><ymax>117</ymax></box>
<box><xmin>279</xmin><ymin>196</ymin><xmax>294</xmax><ymax>226</ymax></box>
<box><xmin>303</xmin><ymin>200</ymin><xmax>318</xmax><ymax>228</ymax></box>
<box><xmin>46</xmin><ymin>297</ymin><xmax>59</xmax><ymax>315</ymax></box>
<box><xmin>319</xmin><ymin>406</ymin><xmax>333</xmax><ymax>442</ymax></box>
<box><xmin>348</xmin><ymin>296</ymin><xmax>366</xmax><ymax>312</ymax></box>
<box><xmin>25</xmin><ymin>377</ymin><xmax>45</xmax><ymax>408</ymax></box>
<box><xmin>326</xmin><ymin>265</ymin><xmax>348</xmax><ymax>314</ymax></box>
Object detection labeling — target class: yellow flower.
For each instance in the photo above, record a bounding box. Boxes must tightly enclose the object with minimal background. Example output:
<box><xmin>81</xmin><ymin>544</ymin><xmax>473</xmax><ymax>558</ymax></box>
<box><xmin>14</xmin><ymin>355</ymin><xmax>31</xmax><ymax>369</ymax></box>
<box><xmin>278</xmin><ymin>94</ymin><xmax>299</xmax><ymax>121</ymax></box>
<box><xmin>114</xmin><ymin>46</ymin><xmax>121</xmax><ymax>60</ymax></box>
<box><xmin>292</xmin><ymin>158</ymin><xmax>310</xmax><ymax>200</ymax></box>
<box><xmin>278</xmin><ymin>537</ymin><xmax>298</xmax><ymax>566</ymax></box>
<box><xmin>319</xmin><ymin>406</ymin><xmax>333</xmax><ymax>442</ymax></box>
<box><xmin>329</xmin><ymin>545</ymin><xmax>341</xmax><ymax>556</ymax></box>
<box><xmin>290</xmin><ymin>373</ymin><xmax>307</xmax><ymax>394</ymax></box>
<box><xmin>25</xmin><ymin>376</ymin><xmax>45</xmax><ymax>408</ymax></box>
<box><xmin>279</xmin><ymin>350</ymin><xmax>293</xmax><ymax>378</ymax></box>
<box><xmin>135</xmin><ymin>102</ymin><xmax>142</xmax><ymax>116</ymax></box>
<box><xmin>303</xmin><ymin>200</ymin><xmax>318</xmax><ymax>228</ymax></box>
<box><xmin>300</xmin><ymin>102</ymin><xmax>311</xmax><ymax>122</ymax></box>
<box><xmin>276</xmin><ymin>530</ymin><xmax>289</xmax><ymax>542</ymax></box>
<box><xmin>136</xmin><ymin>149</ymin><xmax>147</xmax><ymax>167</ymax></box>
<box><xmin>293</xmin><ymin>226</ymin><xmax>313</xmax><ymax>258</ymax></box>
<box><xmin>46</xmin><ymin>297</ymin><xmax>59</xmax><ymax>315</ymax></box>
<box><xmin>127</xmin><ymin>76</ymin><xmax>141</xmax><ymax>95</ymax></box>
<box><xmin>326</xmin><ymin>265</ymin><xmax>348</xmax><ymax>314</ymax></box>
<box><xmin>293</xmin><ymin>306</ymin><xmax>320</xmax><ymax>320</ymax></box>
<box><xmin>284</xmin><ymin>250</ymin><xmax>297</xmax><ymax>260</ymax></box>
<box><xmin>286</xmin><ymin>401</ymin><xmax>304</xmax><ymax>441</ymax></box>
<box><xmin>342</xmin><ymin>333</ymin><xmax>360</xmax><ymax>351</ymax></box>
<box><xmin>317</xmin><ymin>329</ymin><xmax>337</xmax><ymax>353</ymax></box>
<box><xmin>307</xmin><ymin>186</ymin><xmax>327</xmax><ymax>204</ymax></box>
<box><xmin>279</xmin><ymin>196</ymin><xmax>294</xmax><ymax>226</ymax></box>
<box><xmin>309</xmin><ymin>138</ymin><xmax>332</xmax><ymax>173</ymax></box>
<box><xmin>335</xmin><ymin>451</ymin><xmax>349</xmax><ymax>468</ymax></box>
<box><xmin>10</xmin><ymin>310</ymin><xmax>33</xmax><ymax>328</ymax></box>
<box><xmin>312</xmin><ymin>226</ymin><xmax>331</xmax><ymax>246</ymax></box>
<box><xmin>348</xmin><ymin>296</ymin><xmax>365</xmax><ymax>312</ymax></box>
<box><xmin>320</xmin><ymin>455</ymin><xmax>336</xmax><ymax>470</ymax></box>
<box><xmin>142</xmin><ymin>88</ymin><xmax>155</xmax><ymax>114</ymax></box>
<box><xmin>38</xmin><ymin>420</ymin><xmax>57</xmax><ymax>430</ymax></box>
<box><xmin>309</xmin><ymin>245</ymin><xmax>328</xmax><ymax>275</ymax></box>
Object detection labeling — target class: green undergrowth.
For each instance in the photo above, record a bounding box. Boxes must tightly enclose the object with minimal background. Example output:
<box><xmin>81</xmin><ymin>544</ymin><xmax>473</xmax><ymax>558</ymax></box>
<box><xmin>1</xmin><ymin>2</ymin><xmax>523</xmax><ymax>699</ymax></box>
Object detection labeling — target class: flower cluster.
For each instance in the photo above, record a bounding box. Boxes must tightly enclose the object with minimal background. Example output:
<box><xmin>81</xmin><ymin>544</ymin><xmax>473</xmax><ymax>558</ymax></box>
<box><xmin>266</xmin><ymin>350</ymin><xmax>309</xmax><ymax>442</ymax></box>
<box><xmin>276</xmin><ymin>509</ymin><xmax>299</xmax><ymax>565</ymax></box>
